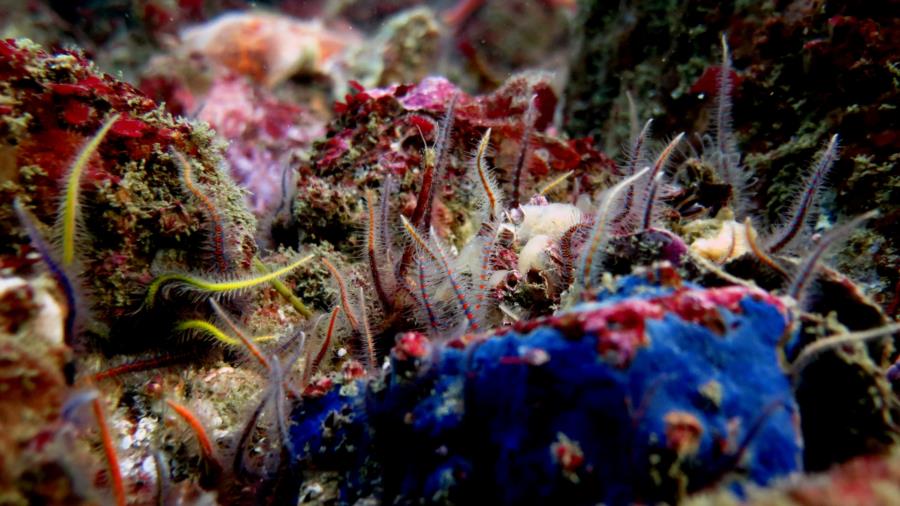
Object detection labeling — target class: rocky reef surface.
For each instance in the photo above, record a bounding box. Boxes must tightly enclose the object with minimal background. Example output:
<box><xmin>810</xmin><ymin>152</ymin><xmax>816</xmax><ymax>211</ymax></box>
<box><xmin>0</xmin><ymin>1</ymin><xmax>898</xmax><ymax>505</ymax></box>
<box><xmin>566</xmin><ymin>0</ymin><xmax>899</xmax><ymax>315</ymax></box>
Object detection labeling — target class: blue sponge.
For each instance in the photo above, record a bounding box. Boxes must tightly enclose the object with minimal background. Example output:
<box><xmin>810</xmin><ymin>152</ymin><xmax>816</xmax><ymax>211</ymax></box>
<box><xmin>291</xmin><ymin>268</ymin><xmax>801</xmax><ymax>505</ymax></box>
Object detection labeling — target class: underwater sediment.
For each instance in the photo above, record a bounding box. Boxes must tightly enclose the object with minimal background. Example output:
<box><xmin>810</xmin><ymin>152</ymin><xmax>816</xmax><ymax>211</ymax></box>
<box><xmin>0</xmin><ymin>1</ymin><xmax>898</xmax><ymax>505</ymax></box>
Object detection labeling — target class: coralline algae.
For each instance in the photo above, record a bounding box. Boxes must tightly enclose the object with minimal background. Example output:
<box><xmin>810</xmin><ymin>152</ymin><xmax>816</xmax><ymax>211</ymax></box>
<box><xmin>292</xmin><ymin>267</ymin><xmax>801</xmax><ymax>505</ymax></box>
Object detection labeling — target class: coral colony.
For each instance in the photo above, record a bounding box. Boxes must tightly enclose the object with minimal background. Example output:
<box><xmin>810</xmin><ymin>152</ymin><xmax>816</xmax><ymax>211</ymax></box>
<box><xmin>0</xmin><ymin>3</ymin><xmax>898</xmax><ymax>506</ymax></box>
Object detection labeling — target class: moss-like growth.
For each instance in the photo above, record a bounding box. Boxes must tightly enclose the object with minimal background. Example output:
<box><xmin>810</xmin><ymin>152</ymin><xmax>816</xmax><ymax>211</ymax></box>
<box><xmin>0</xmin><ymin>39</ymin><xmax>257</xmax><ymax>346</ymax></box>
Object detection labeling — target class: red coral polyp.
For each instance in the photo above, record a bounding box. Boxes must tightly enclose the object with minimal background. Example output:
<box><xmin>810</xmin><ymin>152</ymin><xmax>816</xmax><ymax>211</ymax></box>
<box><xmin>49</xmin><ymin>82</ymin><xmax>92</xmax><ymax>96</ymax></box>
<box><xmin>62</xmin><ymin>101</ymin><xmax>93</xmax><ymax>126</ymax></box>
<box><xmin>111</xmin><ymin>117</ymin><xmax>148</xmax><ymax>138</ymax></box>
<box><xmin>78</xmin><ymin>75</ymin><xmax>114</xmax><ymax>96</ymax></box>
